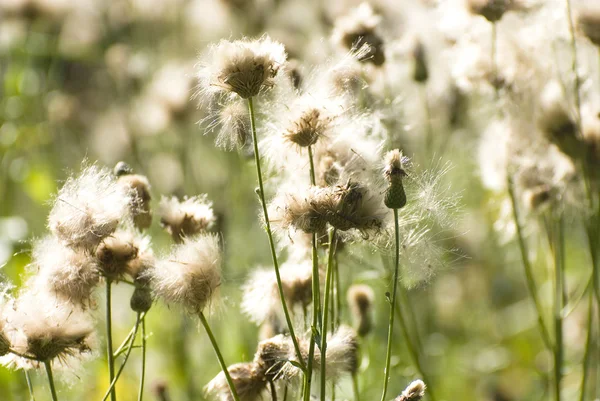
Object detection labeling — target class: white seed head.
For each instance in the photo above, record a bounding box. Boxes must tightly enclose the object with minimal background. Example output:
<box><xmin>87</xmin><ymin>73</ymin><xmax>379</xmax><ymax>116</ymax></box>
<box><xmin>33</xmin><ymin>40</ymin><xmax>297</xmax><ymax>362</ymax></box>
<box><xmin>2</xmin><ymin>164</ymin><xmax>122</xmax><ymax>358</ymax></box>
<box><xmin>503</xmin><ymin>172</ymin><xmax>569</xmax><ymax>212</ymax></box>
<box><xmin>578</xmin><ymin>4</ymin><xmax>600</xmax><ymax>47</ymax></box>
<box><xmin>253</xmin><ymin>334</ymin><xmax>292</xmax><ymax>381</ymax></box>
<box><xmin>117</xmin><ymin>173</ymin><xmax>152</xmax><ymax>230</ymax></box>
<box><xmin>159</xmin><ymin>195</ymin><xmax>216</xmax><ymax>243</ymax></box>
<box><xmin>205</xmin><ymin>99</ymin><xmax>251</xmax><ymax>150</ymax></box>
<box><xmin>48</xmin><ymin>165</ymin><xmax>131</xmax><ymax>250</ymax></box>
<box><xmin>347</xmin><ymin>284</ymin><xmax>374</xmax><ymax>336</ymax></box>
<box><xmin>27</xmin><ymin>236</ymin><xmax>100</xmax><ymax>308</ymax></box>
<box><xmin>95</xmin><ymin>227</ymin><xmax>153</xmax><ymax>281</ymax></box>
<box><xmin>149</xmin><ymin>234</ymin><xmax>222</xmax><ymax>314</ymax></box>
<box><xmin>197</xmin><ymin>35</ymin><xmax>287</xmax><ymax>100</ymax></box>
<box><xmin>395</xmin><ymin>380</ymin><xmax>426</xmax><ymax>401</ymax></box>
<box><xmin>205</xmin><ymin>362</ymin><xmax>266</xmax><ymax>401</ymax></box>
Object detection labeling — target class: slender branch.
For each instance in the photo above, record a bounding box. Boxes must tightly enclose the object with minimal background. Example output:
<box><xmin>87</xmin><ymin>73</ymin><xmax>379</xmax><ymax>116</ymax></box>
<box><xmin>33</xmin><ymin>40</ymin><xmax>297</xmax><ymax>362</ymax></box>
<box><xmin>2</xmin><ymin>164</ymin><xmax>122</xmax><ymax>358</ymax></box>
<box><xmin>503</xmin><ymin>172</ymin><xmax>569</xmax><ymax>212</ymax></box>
<box><xmin>579</xmin><ymin>295</ymin><xmax>594</xmax><ymax>401</ymax></box>
<box><xmin>304</xmin><ymin>233</ymin><xmax>320</xmax><ymax>401</ymax></box>
<box><xmin>248</xmin><ymin>97</ymin><xmax>305</xmax><ymax>370</ymax></box>
<box><xmin>198</xmin><ymin>312</ymin><xmax>241</xmax><ymax>401</ymax></box>
<box><xmin>138</xmin><ymin>317</ymin><xmax>147</xmax><ymax>401</ymax></box>
<box><xmin>551</xmin><ymin>212</ymin><xmax>564</xmax><ymax>401</ymax></box>
<box><xmin>44</xmin><ymin>361</ymin><xmax>58</xmax><ymax>401</ymax></box>
<box><xmin>507</xmin><ymin>174</ymin><xmax>553</xmax><ymax>350</ymax></box>
<box><xmin>106</xmin><ymin>280</ymin><xmax>117</xmax><ymax>401</ymax></box>
<box><xmin>269</xmin><ymin>381</ymin><xmax>278</xmax><ymax>401</ymax></box>
<box><xmin>320</xmin><ymin>228</ymin><xmax>338</xmax><ymax>401</ymax></box>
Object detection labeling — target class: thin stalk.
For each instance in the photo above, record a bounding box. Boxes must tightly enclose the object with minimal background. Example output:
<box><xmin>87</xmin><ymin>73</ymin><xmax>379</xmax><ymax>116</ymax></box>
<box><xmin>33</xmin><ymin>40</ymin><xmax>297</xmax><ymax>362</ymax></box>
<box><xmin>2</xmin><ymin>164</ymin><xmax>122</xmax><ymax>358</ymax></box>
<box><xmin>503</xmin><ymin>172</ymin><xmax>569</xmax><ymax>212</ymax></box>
<box><xmin>24</xmin><ymin>370</ymin><xmax>35</xmax><ymax>401</ymax></box>
<box><xmin>198</xmin><ymin>312</ymin><xmax>241</xmax><ymax>401</ymax></box>
<box><xmin>44</xmin><ymin>361</ymin><xmax>58</xmax><ymax>401</ymax></box>
<box><xmin>507</xmin><ymin>174</ymin><xmax>553</xmax><ymax>350</ymax></box>
<box><xmin>320</xmin><ymin>228</ymin><xmax>338</xmax><ymax>401</ymax></box>
<box><xmin>579</xmin><ymin>295</ymin><xmax>594</xmax><ymax>401</ymax></box>
<box><xmin>551</xmin><ymin>213</ymin><xmax>564</xmax><ymax>401</ymax></box>
<box><xmin>102</xmin><ymin>313</ymin><xmax>142</xmax><ymax>401</ymax></box>
<box><xmin>334</xmin><ymin>253</ymin><xmax>342</xmax><ymax>328</ymax></box>
<box><xmin>269</xmin><ymin>381</ymin><xmax>278</xmax><ymax>401</ymax></box>
<box><xmin>248</xmin><ymin>97</ymin><xmax>305</xmax><ymax>369</ymax></box>
<box><xmin>138</xmin><ymin>317</ymin><xmax>147</xmax><ymax>401</ymax></box>
<box><xmin>399</xmin><ymin>288</ymin><xmax>423</xmax><ymax>353</ymax></box>
<box><xmin>566</xmin><ymin>0</ymin><xmax>583</xmax><ymax>130</ymax></box>
<box><xmin>352</xmin><ymin>373</ymin><xmax>360</xmax><ymax>401</ymax></box>
<box><xmin>380</xmin><ymin>208</ymin><xmax>401</xmax><ymax>401</ymax></box>
<box><xmin>304</xmin><ymin>233</ymin><xmax>320</xmax><ymax>401</ymax></box>
<box><xmin>106</xmin><ymin>280</ymin><xmax>116</xmax><ymax>401</ymax></box>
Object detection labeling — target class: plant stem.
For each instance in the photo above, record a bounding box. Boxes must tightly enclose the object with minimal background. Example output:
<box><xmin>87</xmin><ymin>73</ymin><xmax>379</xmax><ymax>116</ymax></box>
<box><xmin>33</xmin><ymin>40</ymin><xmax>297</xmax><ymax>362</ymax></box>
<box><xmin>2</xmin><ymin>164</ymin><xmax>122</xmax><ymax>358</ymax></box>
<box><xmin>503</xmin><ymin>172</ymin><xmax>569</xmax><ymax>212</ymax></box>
<box><xmin>320</xmin><ymin>228</ymin><xmax>338</xmax><ymax>401</ymax></box>
<box><xmin>44</xmin><ymin>361</ymin><xmax>58</xmax><ymax>401</ymax></box>
<box><xmin>352</xmin><ymin>372</ymin><xmax>360</xmax><ymax>401</ymax></box>
<box><xmin>304</xmin><ymin>233</ymin><xmax>320</xmax><ymax>401</ymax></box>
<box><xmin>399</xmin><ymin>288</ymin><xmax>423</xmax><ymax>353</ymax></box>
<box><xmin>138</xmin><ymin>316</ymin><xmax>147</xmax><ymax>401</ymax></box>
<box><xmin>269</xmin><ymin>381</ymin><xmax>278</xmax><ymax>401</ymax></box>
<box><xmin>102</xmin><ymin>313</ymin><xmax>142</xmax><ymax>401</ymax></box>
<box><xmin>106</xmin><ymin>280</ymin><xmax>117</xmax><ymax>401</ymax></box>
<box><xmin>507</xmin><ymin>174</ymin><xmax>553</xmax><ymax>350</ymax></box>
<box><xmin>334</xmin><ymin>253</ymin><xmax>341</xmax><ymax>329</ymax></box>
<box><xmin>198</xmin><ymin>312</ymin><xmax>241</xmax><ymax>401</ymax></box>
<box><xmin>248</xmin><ymin>96</ymin><xmax>305</xmax><ymax>369</ymax></box>
<box><xmin>579</xmin><ymin>294</ymin><xmax>594</xmax><ymax>401</ymax></box>
<box><xmin>24</xmin><ymin>370</ymin><xmax>35</xmax><ymax>401</ymax></box>
<box><xmin>380</xmin><ymin>208</ymin><xmax>400</xmax><ymax>401</ymax></box>
<box><xmin>551</xmin><ymin>212</ymin><xmax>564</xmax><ymax>401</ymax></box>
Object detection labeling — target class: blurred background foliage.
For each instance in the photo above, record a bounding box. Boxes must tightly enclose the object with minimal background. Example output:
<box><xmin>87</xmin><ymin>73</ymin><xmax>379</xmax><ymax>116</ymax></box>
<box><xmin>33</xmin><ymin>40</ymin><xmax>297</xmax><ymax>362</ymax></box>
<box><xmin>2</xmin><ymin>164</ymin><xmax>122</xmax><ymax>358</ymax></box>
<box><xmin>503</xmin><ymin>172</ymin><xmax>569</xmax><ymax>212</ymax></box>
<box><xmin>0</xmin><ymin>0</ymin><xmax>598</xmax><ymax>400</ymax></box>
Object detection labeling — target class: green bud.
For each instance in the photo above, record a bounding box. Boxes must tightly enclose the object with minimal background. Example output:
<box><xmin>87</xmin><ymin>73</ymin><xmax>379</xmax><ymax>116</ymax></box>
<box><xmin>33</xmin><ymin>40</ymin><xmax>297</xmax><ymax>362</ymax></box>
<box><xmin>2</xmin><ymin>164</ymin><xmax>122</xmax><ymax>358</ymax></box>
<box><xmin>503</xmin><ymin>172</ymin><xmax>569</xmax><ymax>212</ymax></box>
<box><xmin>130</xmin><ymin>287</ymin><xmax>153</xmax><ymax>313</ymax></box>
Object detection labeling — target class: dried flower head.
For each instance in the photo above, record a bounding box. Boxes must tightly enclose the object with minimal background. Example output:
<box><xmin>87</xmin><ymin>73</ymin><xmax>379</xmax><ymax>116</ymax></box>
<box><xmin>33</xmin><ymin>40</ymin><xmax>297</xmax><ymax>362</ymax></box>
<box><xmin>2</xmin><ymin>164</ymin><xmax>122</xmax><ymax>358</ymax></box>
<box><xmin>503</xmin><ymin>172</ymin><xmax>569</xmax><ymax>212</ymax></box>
<box><xmin>1</xmin><ymin>293</ymin><xmax>94</xmax><ymax>369</ymax></box>
<box><xmin>48</xmin><ymin>165</ymin><xmax>132</xmax><ymax>250</ymax></box>
<box><xmin>253</xmin><ymin>334</ymin><xmax>292</xmax><ymax>381</ymax></box>
<box><xmin>159</xmin><ymin>195</ymin><xmax>216</xmax><ymax>243</ymax></box>
<box><xmin>467</xmin><ymin>0</ymin><xmax>509</xmax><ymax>22</ymax></box>
<box><xmin>270</xmin><ymin>186</ymin><xmax>329</xmax><ymax>234</ymax></box>
<box><xmin>205</xmin><ymin>362</ymin><xmax>266</xmax><ymax>401</ymax></box>
<box><xmin>383</xmin><ymin>149</ymin><xmax>409</xmax><ymax>209</ymax></box>
<box><xmin>28</xmin><ymin>236</ymin><xmax>100</xmax><ymax>308</ymax></box>
<box><xmin>95</xmin><ymin>228</ymin><xmax>152</xmax><ymax>281</ymax></box>
<box><xmin>394</xmin><ymin>380</ymin><xmax>426</xmax><ymax>401</ymax></box>
<box><xmin>332</xmin><ymin>3</ymin><xmax>385</xmax><ymax>66</ymax></box>
<box><xmin>283</xmin><ymin>107</ymin><xmax>331</xmax><ymax>148</ymax></box>
<box><xmin>115</xmin><ymin>163</ymin><xmax>152</xmax><ymax>230</ymax></box>
<box><xmin>242</xmin><ymin>260</ymin><xmax>312</xmax><ymax>326</ymax></box>
<box><xmin>578</xmin><ymin>4</ymin><xmax>600</xmax><ymax>47</ymax></box>
<box><xmin>198</xmin><ymin>35</ymin><xmax>287</xmax><ymax>100</ymax></box>
<box><xmin>149</xmin><ymin>234</ymin><xmax>222</xmax><ymax>314</ymax></box>
<box><xmin>347</xmin><ymin>284</ymin><xmax>374</xmax><ymax>336</ymax></box>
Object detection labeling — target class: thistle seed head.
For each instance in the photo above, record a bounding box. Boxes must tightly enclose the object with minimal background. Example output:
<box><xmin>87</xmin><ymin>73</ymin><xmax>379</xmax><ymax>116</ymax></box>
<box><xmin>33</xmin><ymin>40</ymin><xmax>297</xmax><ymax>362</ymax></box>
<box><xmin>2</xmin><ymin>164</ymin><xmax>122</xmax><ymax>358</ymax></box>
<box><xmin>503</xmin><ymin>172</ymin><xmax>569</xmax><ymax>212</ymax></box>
<box><xmin>159</xmin><ymin>195</ymin><xmax>216</xmax><ymax>243</ymax></box>
<box><xmin>347</xmin><ymin>284</ymin><xmax>374</xmax><ymax>336</ymax></box>
<box><xmin>116</xmin><ymin>166</ymin><xmax>152</xmax><ymax>230</ymax></box>
<box><xmin>578</xmin><ymin>5</ymin><xmax>600</xmax><ymax>47</ymax></box>
<box><xmin>394</xmin><ymin>380</ymin><xmax>426</xmax><ymax>401</ymax></box>
<box><xmin>205</xmin><ymin>362</ymin><xmax>267</xmax><ymax>401</ymax></box>
<box><xmin>467</xmin><ymin>0</ymin><xmax>509</xmax><ymax>22</ymax></box>
<box><xmin>333</xmin><ymin>3</ymin><xmax>385</xmax><ymax>66</ymax></box>
<box><xmin>283</xmin><ymin>108</ymin><xmax>330</xmax><ymax>148</ymax></box>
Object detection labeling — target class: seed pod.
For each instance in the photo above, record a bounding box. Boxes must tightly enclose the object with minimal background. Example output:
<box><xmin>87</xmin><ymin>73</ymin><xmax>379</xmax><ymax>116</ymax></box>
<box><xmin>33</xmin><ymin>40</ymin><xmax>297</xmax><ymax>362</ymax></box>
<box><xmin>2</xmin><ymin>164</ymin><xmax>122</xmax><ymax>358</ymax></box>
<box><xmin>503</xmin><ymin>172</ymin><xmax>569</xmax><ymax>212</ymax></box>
<box><xmin>130</xmin><ymin>287</ymin><xmax>153</xmax><ymax>313</ymax></box>
<box><xmin>383</xmin><ymin>150</ymin><xmax>408</xmax><ymax>210</ymax></box>
<box><xmin>412</xmin><ymin>40</ymin><xmax>429</xmax><ymax>83</ymax></box>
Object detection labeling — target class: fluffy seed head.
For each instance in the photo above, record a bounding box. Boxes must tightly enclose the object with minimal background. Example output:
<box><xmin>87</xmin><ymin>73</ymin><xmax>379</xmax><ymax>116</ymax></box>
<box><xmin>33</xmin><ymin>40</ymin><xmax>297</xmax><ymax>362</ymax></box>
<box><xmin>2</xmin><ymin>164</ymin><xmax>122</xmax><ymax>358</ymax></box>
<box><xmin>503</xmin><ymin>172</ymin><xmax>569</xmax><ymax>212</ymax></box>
<box><xmin>270</xmin><ymin>186</ymin><xmax>329</xmax><ymax>234</ymax></box>
<box><xmin>383</xmin><ymin>150</ymin><xmax>409</xmax><ymax>210</ymax></box>
<box><xmin>208</xmin><ymin>100</ymin><xmax>251</xmax><ymax>150</ymax></box>
<box><xmin>198</xmin><ymin>36</ymin><xmax>287</xmax><ymax>99</ymax></box>
<box><xmin>332</xmin><ymin>3</ymin><xmax>385</xmax><ymax>66</ymax></box>
<box><xmin>578</xmin><ymin>5</ymin><xmax>600</xmax><ymax>47</ymax></box>
<box><xmin>149</xmin><ymin>234</ymin><xmax>222</xmax><ymax>314</ymax></box>
<box><xmin>28</xmin><ymin>236</ymin><xmax>100</xmax><ymax>308</ymax></box>
<box><xmin>48</xmin><ymin>165</ymin><xmax>131</xmax><ymax>250</ymax></box>
<box><xmin>347</xmin><ymin>284</ymin><xmax>374</xmax><ymax>336</ymax></box>
<box><xmin>205</xmin><ymin>362</ymin><xmax>266</xmax><ymax>401</ymax></box>
<box><xmin>95</xmin><ymin>228</ymin><xmax>152</xmax><ymax>281</ymax></box>
<box><xmin>159</xmin><ymin>195</ymin><xmax>216</xmax><ymax>243</ymax></box>
<box><xmin>283</xmin><ymin>107</ymin><xmax>330</xmax><ymax>148</ymax></box>
<box><xmin>383</xmin><ymin>150</ymin><xmax>409</xmax><ymax>181</ymax></box>
<box><xmin>116</xmin><ymin>167</ymin><xmax>152</xmax><ymax>230</ymax></box>
<box><xmin>467</xmin><ymin>0</ymin><xmax>509</xmax><ymax>22</ymax></box>
<box><xmin>1</xmin><ymin>293</ymin><xmax>94</xmax><ymax>368</ymax></box>
<box><xmin>253</xmin><ymin>334</ymin><xmax>292</xmax><ymax>381</ymax></box>
<box><xmin>395</xmin><ymin>380</ymin><xmax>426</xmax><ymax>401</ymax></box>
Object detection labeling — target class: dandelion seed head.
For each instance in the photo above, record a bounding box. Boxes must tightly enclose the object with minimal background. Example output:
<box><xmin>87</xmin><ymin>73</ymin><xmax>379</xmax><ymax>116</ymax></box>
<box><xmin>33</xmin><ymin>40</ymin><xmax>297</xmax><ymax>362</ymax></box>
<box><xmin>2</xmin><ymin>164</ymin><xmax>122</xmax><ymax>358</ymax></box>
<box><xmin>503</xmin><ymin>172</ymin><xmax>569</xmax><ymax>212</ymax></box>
<box><xmin>159</xmin><ymin>195</ymin><xmax>216</xmax><ymax>243</ymax></box>
<box><xmin>149</xmin><ymin>234</ymin><xmax>222</xmax><ymax>314</ymax></box>
<box><xmin>332</xmin><ymin>2</ymin><xmax>385</xmax><ymax>66</ymax></box>
<box><xmin>395</xmin><ymin>380</ymin><xmax>426</xmax><ymax>401</ymax></box>
<box><xmin>28</xmin><ymin>236</ymin><xmax>100</xmax><ymax>308</ymax></box>
<box><xmin>1</xmin><ymin>292</ymin><xmax>94</xmax><ymax>369</ymax></box>
<box><xmin>205</xmin><ymin>362</ymin><xmax>266</xmax><ymax>401</ymax></box>
<box><xmin>48</xmin><ymin>165</ymin><xmax>131</xmax><ymax>250</ymax></box>
<box><xmin>197</xmin><ymin>35</ymin><xmax>287</xmax><ymax>100</ymax></box>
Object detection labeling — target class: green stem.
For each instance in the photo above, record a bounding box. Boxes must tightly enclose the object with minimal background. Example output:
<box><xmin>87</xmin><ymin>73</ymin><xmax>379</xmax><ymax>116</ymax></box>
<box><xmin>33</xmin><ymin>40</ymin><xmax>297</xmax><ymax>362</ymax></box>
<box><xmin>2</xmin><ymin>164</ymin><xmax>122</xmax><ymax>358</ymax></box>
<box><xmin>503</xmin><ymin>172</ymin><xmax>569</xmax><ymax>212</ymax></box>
<box><xmin>334</xmin><ymin>253</ymin><xmax>342</xmax><ymax>329</ymax></box>
<box><xmin>248</xmin><ymin>96</ymin><xmax>305</xmax><ymax>370</ymax></box>
<box><xmin>24</xmin><ymin>370</ymin><xmax>35</xmax><ymax>401</ymax></box>
<box><xmin>44</xmin><ymin>361</ymin><xmax>58</xmax><ymax>401</ymax></box>
<box><xmin>102</xmin><ymin>313</ymin><xmax>143</xmax><ymax>401</ymax></box>
<box><xmin>138</xmin><ymin>317</ymin><xmax>147</xmax><ymax>401</ymax></box>
<box><xmin>320</xmin><ymin>228</ymin><xmax>338</xmax><ymax>401</ymax></box>
<box><xmin>399</xmin><ymin>288</ymin><xmax>423</xmax><ymax>353</ymax></box>
<box><xmin>380</xmin><ymin>209</ymin><xmax>400</xmax><ymax>401</ymax></box>
<box><xmin>304</xmin><ymin>233</ymin><xmax>320</xmax><ymax>401</ymax></box>
<box><xmin>507</xmin><ymin>174</ymin><xmax>553</xmax><ymax>350</ymax></box>
<box><xmin>352</xmin><ymin>372</ymin><xmax>360</xmax><ymax>401</ymax></box>
<box><xmin>106</xmin><ymin>280</ymin><xmax>117</xmax><ymax>401</ymax></box>
<box><xmin>269</xmin><ymin>381</ymin><xmax>278</xmax><ymax>401</ymax></box>
<box><xmin>551</xmin><ymin>213</ymin><xmax>564</xmax><ymax>401</ymax></box>
<box><xmin>579</xmin><ymin>294</ymin><xmax>594</xmax><ymax>401</ymax></box>
<box><xmin>198</xmin><ymin>312</ymin><xmax>241</xmax><ymax>401</ymax></box>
